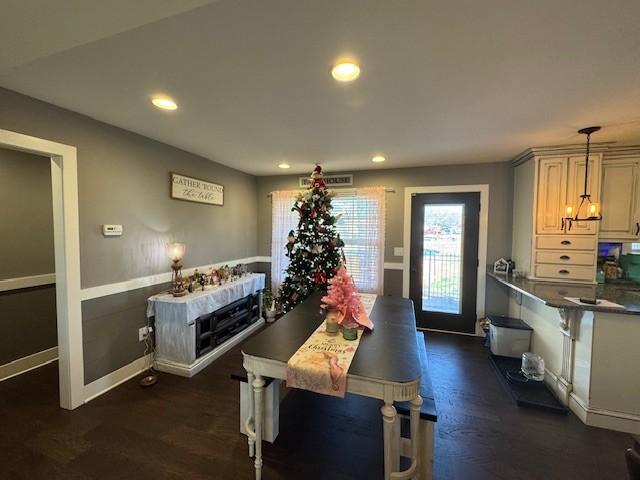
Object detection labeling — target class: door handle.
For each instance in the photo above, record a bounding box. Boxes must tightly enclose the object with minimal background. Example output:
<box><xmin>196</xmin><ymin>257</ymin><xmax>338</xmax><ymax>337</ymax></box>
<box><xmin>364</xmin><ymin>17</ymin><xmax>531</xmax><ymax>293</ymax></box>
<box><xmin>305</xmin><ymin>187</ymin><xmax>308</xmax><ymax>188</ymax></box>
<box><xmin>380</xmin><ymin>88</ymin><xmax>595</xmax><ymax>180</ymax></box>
<box><xmin>558</xmin><ymin>269</ymin><xmax>570</xmax><ymax>275</ymax></box>
<box><xmin>561</xmin><ymin>240</ymin><xmax>571</xmax><ymax>245</ymax></box>
<box><xmin>636</xmin><ymin>222</ymin><xmax>639</xmax><ymax>236</ymax></box>
<box><xmin>560</xmin><ymin>255</ymin><xmax>570</xmax><ymax>260</ymax></box>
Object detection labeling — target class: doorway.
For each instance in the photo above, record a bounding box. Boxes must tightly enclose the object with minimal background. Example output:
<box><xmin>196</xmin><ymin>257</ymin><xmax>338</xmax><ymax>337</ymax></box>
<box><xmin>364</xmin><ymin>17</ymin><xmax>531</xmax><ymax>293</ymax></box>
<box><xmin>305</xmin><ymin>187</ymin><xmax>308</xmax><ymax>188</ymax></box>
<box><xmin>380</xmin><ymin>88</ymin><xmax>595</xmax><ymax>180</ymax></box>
<box><xmin>0</xmin><ymin>129</ymin><xmax>83</xmax><ymax>409</ymax></box>
<box><xmin>403</xmin><ymin>185</ymin><xmax>488</xmax><ymax>335</ymax></box>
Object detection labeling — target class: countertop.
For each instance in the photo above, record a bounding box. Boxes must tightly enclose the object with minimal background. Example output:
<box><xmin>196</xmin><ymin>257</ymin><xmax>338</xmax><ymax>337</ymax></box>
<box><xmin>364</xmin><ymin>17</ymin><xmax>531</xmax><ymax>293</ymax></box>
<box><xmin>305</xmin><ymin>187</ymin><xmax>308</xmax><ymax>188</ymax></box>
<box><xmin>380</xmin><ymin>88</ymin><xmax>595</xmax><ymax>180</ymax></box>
<box><xmin>488</xmin><ymin>271</ymin><xmax>640</xmax><ymax>315</ymax></box>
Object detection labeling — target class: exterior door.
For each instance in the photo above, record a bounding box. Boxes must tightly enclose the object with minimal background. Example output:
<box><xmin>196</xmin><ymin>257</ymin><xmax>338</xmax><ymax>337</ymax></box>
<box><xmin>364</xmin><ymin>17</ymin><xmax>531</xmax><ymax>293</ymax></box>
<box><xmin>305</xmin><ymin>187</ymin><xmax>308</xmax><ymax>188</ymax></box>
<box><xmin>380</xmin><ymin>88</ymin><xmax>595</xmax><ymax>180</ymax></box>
<box><xmin>409</xmin><ymin>192</ymin><xmax>480</xmax><ymax>333</ymax></box>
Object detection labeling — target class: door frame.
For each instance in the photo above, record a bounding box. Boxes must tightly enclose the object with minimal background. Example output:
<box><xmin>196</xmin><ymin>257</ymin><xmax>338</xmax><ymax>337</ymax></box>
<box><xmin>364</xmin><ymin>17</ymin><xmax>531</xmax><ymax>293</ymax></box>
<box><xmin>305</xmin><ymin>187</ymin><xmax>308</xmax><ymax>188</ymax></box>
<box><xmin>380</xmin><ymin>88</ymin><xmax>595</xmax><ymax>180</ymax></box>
<box><xmin>402</xmin><ymin>185</ymin><xmax>489</xmax><ymax>333</ymax></box>
<box><xmin>0</xmin><ymin>128</ymin><xmax>83</xmax><ymax>410</ymax></box>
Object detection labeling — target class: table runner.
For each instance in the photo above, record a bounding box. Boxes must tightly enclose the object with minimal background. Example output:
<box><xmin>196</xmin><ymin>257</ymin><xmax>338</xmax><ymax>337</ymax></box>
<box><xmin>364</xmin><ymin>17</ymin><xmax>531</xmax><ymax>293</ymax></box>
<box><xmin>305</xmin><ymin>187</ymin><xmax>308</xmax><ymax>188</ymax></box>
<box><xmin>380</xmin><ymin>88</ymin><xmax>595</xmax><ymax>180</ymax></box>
<box><xmin>286</xmin><ymin>293</ymin><xmax>377</xmax><ymax>397</ymax></box>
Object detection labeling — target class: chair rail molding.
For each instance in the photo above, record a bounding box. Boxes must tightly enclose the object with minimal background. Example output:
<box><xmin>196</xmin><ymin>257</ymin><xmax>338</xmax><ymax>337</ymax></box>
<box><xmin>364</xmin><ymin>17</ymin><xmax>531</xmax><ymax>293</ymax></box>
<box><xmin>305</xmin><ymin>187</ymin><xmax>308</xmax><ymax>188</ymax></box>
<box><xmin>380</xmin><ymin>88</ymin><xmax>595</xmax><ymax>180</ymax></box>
<box><xmin>0</xmin><ymin>273</ymin><xmax>55</xmax><ymax>292</ymax></box>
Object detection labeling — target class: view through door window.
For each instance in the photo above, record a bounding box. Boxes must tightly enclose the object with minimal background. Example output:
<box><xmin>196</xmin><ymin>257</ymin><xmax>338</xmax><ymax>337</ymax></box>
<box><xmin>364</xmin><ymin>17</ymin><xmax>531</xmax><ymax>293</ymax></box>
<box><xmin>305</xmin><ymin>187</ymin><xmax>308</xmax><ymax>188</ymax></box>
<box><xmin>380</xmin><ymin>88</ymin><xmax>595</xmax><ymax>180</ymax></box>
<box><xmin>422</xmin><ymin>204</ymin><xmax>464</xmax><ymax>314</ymax></box>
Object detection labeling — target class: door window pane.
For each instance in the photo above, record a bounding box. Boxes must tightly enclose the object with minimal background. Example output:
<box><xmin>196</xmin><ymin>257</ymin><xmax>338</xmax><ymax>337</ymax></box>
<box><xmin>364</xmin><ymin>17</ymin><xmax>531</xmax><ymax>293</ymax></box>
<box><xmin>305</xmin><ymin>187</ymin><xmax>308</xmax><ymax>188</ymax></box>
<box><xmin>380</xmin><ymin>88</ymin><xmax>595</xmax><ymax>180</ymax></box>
<box><xmin>422</xmin><ymin>204</ymin><xmax>464</xmax><ymax>314</ymax></box>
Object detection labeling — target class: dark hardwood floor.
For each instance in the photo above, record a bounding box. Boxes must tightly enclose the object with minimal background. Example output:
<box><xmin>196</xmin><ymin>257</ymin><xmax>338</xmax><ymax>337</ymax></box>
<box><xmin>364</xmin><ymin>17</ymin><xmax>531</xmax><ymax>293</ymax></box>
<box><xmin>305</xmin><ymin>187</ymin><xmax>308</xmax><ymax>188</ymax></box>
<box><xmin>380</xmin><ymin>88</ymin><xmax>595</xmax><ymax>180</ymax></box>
<box><xmin>0</xmin><ymin>331</ymin><xmax>632</xmax><ymax>479</ymax></box>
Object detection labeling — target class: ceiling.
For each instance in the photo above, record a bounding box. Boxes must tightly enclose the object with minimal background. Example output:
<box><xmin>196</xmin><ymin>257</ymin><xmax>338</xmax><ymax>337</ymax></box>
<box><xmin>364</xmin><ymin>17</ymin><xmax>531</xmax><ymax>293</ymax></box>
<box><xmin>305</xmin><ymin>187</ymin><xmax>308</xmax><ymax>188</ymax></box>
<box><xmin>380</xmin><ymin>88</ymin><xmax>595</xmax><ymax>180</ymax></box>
<box><xmin>1</xmin><ymin>0</ymin><xmax>639</xmax><ymax>176</ymax></box>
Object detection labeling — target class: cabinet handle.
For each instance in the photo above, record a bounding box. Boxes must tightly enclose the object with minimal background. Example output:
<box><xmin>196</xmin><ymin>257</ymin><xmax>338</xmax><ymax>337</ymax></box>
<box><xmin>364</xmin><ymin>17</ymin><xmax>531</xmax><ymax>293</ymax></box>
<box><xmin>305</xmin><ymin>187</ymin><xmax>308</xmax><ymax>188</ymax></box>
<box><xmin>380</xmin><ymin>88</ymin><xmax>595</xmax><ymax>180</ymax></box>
<box><xmin>636</xmin><ymin>222</ymin><xmax>639</xmax><ymax>236</ymax></box>
<box><xmin>560</xmin><ymin>255</ymin><xmax>570</xmax><ymax>260</ymax></box>
<box><xmin>561</xmin><ymin>240</ymin><xmax>571</xmax><ymax>245</ymax></box>
<box><xmin>558</xmin><ymin>269</ymin><xmax>570</xmax><ymax>275</ymax></box>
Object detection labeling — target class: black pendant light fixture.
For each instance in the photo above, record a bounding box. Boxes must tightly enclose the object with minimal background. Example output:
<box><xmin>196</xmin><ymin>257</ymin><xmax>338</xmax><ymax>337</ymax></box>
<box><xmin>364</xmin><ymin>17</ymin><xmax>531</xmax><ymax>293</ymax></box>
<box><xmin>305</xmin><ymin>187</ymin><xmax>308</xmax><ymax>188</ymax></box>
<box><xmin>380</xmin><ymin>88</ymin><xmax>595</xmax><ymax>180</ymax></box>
<box><xmin>561</xmin><ymin>126</ymin><xmax>602</xmax><ymax>231</ymax></box>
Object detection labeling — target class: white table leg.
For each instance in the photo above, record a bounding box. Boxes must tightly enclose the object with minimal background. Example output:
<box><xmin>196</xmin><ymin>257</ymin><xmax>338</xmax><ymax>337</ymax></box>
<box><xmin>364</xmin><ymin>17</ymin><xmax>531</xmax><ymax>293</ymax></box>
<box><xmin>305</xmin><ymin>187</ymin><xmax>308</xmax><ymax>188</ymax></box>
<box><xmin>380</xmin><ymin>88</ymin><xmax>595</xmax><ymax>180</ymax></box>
<box><xmin>419</xmin><ymin>421</ymin><xmax>434</xmax><ymax>480</ymax></box>
<box><xmin>410</xmin><ymin>396</ymin><xmax>423</xmax><ymax>478</ymax></box>
<box><xmin>381</xmin><ymin>402</ymin><xmax>397</xmax><ymax>480</ymax></box>
<box><xmin>245</xmin><ymin>371</ymin><xmax>256</xmax><ymax>457</ymax></box>
<box><xmin>253</xmin><ymin>375</ymin><xmax>265</xmax><ymax>480</ymax></box>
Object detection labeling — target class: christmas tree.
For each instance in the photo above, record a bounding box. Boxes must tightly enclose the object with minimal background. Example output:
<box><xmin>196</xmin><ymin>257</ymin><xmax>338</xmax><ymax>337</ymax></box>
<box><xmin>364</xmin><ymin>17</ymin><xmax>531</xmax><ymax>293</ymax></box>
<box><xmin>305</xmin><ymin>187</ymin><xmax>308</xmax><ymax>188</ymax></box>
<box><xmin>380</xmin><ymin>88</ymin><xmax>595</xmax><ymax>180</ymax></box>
<box><xmin>279</xmin><ymin>165</ymin><xmax>345</xmax><ymax>312</ymax></box>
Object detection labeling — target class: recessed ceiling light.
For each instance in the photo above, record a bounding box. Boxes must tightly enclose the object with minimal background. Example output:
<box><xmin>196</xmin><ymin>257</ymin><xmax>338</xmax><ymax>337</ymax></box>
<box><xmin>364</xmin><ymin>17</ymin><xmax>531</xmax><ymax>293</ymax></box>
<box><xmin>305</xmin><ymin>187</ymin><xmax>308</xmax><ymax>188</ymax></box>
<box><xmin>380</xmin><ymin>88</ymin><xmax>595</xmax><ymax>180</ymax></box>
<box><xmin>151</xmin><ymin>95</ymin><xmax>178</xmax><ymax>110</ymax></box>
<box><xmin>278</xmin><ymin>162</ymin><xmax>291</xmax><ymax>169</ymax></box>
<box><xmin>331</xmin><ymin>62</ymin><xmax>361</xmax><ymax>82</ymax></box>
<box><xmin>371</xmin><ymin>155</ymin><xmax>386</xmax><ymax>163</ymax></box>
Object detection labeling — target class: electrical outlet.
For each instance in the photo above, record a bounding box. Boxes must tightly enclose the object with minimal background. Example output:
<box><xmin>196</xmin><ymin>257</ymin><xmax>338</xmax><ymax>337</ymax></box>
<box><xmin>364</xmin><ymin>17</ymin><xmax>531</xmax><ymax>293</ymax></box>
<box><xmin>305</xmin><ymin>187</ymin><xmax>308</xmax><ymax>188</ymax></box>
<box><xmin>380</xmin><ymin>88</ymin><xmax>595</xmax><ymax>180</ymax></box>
<box><xmin>138</xmin><ymin>326</ymin><xmax>151</xmax><ymax>342</ymax></box>
<box><xmin>393</xmin><ymin>247</ymin><xmax>404</xmax><ymax>257</ymax></box>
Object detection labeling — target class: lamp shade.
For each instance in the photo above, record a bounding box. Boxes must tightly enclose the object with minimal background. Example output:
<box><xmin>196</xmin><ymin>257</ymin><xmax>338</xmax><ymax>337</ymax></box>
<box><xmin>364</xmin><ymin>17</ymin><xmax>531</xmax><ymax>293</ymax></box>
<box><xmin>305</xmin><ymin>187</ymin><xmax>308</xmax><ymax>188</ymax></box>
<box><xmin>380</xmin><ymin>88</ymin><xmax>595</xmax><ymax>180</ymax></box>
<box><xmin>168</xmin><ymin>242</ymin><xmax>186</xmax><ymax>262</ymax></box>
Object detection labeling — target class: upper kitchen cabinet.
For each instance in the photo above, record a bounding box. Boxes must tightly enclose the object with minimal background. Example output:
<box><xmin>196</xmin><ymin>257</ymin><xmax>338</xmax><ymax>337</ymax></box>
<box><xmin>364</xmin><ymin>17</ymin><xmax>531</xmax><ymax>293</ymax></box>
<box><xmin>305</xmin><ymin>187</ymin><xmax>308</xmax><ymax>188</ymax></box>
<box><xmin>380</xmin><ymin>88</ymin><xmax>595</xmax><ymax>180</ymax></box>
<box><xmin>565</xmin><ymin>154</ymin><xmax>601</xmax><ymax>235</ymax></box>
<box><xmin>513</xmin><ymin>147</ymin><xmax>602</xmax><ymax>283</ymax></box>
<box><xmin>599</xmin><ymin>156</ymin><xmax>640</xmax><ymax>241</ymax></box>
<box><xmin>535</xmin><ymin>154</ymin><xmax>601</xmax><ymax>236</ymax></box>
<box><xmin>536</xmin><ymin>157</ymin><xmax>568</xmax><ymax>235</ymax></box>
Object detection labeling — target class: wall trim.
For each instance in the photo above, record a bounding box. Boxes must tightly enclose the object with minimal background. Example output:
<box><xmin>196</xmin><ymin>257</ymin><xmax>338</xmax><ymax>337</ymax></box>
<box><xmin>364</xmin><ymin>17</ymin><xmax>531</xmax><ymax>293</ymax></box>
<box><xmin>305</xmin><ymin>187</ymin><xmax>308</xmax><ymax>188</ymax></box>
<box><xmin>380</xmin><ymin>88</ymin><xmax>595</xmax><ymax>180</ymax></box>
<box><xmin>383</xmin><ymin>262</ymin><xmax>404</xmax><ymax>270</ymax></box>
<box><xmin>402</xmin><ymin>185</ymin><xmax>489</xmax><ymax>321</ymax></box>
<box><xmin>80</xmin><ymin>256</ymin><xmax>269</xmax><ymax>301</ymax></box>
<box><xmin>569</xmin><ymin>392</ymin><xmax>640</xmax><ymax>435</ymax></box>
<box><xmin>1</xmin><ymin>128</ymin><xmax>83</xmax><ymax>411</ymax></box>
<box><xmin>0</xmin><ymin>273</ymin><xmax>56</xmax><ymax>292</ymax></box>
<box><xmin>83</xmin><ymin>353</ymin><xmax>152</xmax><ymax>404</ymax></box>
<box><xmin>0</xmin><ymin>346</ymin><xmax>59</xmax><ymax>382</ymax></box>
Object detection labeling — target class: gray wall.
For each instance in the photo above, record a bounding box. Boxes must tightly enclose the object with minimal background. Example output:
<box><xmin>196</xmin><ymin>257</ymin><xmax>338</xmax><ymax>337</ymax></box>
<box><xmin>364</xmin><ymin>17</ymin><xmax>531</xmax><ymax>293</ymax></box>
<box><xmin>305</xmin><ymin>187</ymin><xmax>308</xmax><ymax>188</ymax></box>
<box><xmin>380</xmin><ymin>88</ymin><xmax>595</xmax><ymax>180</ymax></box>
<box><xmin>256</xmin><ymin>162</ymin><xmax>514</xmax><ymax>314</ymax></box>
<box><xmin>0</xmin><ymin>148</ymin><xmax>54</xmax><ymax>279</ymax></box>
<box><xmin>0</xmin><ymin>148</ymin><xmax>57</xmax><ymax>365</ymax></box>
<box><xmin>0</xmin><ymin>87</ymin><xmax>258</xmax><ymax>383</ymax></box>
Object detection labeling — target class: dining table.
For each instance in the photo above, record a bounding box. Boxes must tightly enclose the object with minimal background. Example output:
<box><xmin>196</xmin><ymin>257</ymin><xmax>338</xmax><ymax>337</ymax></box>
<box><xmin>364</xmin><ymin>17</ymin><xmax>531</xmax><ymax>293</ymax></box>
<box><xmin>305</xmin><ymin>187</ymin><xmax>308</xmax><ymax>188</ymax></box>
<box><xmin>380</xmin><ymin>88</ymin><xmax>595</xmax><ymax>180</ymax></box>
<box><xmin>241</xmin><ymin>292</ymin><xmax>424</xmax><ymax>480</ymax></box>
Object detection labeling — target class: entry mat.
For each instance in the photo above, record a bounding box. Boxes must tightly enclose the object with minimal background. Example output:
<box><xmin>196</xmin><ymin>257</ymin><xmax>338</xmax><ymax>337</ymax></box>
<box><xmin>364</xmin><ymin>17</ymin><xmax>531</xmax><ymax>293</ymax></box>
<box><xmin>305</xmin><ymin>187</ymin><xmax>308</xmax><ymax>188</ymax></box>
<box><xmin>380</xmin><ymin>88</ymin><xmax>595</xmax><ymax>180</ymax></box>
<box><xmin>489</xmin><ymin>355</ymin><xmax>568</xmax><ymax>414</ymax></box>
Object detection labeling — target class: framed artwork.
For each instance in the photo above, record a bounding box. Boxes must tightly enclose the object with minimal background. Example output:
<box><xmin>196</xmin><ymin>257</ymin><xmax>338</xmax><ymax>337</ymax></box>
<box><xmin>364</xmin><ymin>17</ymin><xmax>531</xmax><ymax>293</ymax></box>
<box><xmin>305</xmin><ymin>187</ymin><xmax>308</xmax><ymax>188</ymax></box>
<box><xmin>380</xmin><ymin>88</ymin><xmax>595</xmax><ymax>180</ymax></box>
<box><xmin>170</xmin><ymin>172</ymin><xmax>224</xmax><ymax>206</ymax></box>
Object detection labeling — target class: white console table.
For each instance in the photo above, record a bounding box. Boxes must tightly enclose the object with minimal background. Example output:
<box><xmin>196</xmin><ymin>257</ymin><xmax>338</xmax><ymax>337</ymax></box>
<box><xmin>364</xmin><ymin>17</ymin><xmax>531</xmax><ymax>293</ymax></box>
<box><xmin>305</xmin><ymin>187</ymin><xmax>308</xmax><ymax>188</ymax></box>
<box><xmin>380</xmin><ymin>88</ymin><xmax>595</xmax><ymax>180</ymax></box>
<box><xmin>147</xmin><ymin>273</ymin><xmax>265</xmax><ymax>377</ymax></box>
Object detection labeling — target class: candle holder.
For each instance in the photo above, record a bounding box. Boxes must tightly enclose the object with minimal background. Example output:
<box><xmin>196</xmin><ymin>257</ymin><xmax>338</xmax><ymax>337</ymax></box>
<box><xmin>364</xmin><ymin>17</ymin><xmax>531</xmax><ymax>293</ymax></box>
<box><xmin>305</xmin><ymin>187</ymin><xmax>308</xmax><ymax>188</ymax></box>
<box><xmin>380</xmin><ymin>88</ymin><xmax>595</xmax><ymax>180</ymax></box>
<box><xmin>168</xmin><ymin>242</ymin><xmax>187</xmax><ymax>297</ymax></box>
<box><xmin>325</xmin><ymin>310</ymin><xmax>339</xmax><ymax>336</ymax></box>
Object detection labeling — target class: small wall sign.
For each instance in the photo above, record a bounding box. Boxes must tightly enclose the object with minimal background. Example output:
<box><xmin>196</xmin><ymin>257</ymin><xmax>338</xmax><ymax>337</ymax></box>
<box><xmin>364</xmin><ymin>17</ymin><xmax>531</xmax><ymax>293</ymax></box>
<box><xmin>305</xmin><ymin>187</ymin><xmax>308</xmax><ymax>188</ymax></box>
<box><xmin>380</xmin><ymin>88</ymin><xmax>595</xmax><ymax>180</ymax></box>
<box><xmin>299</xmin><ymin>173</ymin><xmax>353</xmax><ymax>188</ymax></box>
<box><xmin>170</xmin><ymin>172</ymin><xmax>224</xmax><ymax>206</ymax></box>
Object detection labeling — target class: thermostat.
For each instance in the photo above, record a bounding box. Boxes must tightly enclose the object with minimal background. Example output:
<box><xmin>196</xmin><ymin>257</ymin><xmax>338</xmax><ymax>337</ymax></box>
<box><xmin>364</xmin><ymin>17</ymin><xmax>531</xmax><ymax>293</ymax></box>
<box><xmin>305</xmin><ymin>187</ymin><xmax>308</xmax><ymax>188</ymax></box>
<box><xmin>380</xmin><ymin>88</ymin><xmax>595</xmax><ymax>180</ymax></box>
<box><xmin>102</xmin><ymin>224</ymin><xmax>123</xmax><ymax>237</ymax></box>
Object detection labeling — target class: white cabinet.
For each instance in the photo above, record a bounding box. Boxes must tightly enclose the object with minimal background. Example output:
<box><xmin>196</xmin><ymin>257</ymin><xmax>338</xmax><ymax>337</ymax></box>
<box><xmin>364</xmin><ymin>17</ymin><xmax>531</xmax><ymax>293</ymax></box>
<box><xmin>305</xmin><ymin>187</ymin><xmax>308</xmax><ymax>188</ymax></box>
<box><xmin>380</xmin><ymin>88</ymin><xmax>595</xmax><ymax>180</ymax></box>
<box><xmin>599</xmin><ymin>157</ymin><xmax>640</xmax><ymax>240</ymax></box>
<box><xmin>566</xmin><ymin>155</ymin><xmax>601</xmax><ymax>235</ymax></box>
<box><xmin>536</xmin><ymin>157</ymin><xmax>568</xmax><ymax>235</ymax></box>
<box><xmin>513</xmin><ymin>151</ymin><xmax>601</xmax><ymax>283</ymax></box>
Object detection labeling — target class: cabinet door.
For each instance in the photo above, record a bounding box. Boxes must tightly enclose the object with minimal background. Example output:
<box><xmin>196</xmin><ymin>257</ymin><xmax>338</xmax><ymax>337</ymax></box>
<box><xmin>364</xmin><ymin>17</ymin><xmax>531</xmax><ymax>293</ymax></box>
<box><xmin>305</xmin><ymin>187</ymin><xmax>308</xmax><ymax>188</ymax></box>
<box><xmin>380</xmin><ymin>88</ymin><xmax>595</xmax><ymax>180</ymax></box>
<box><xmin>536</xmin><ymin>157</ymin><xmax>568</xmax><ymax>235</ymax></box>
<box><xmin>599</xmin><ymin>158</ymin><xmax>640</xmax><ymax>240</ymax></box>
<box><xmin>565</xmin><ymin>154</ymin><xmax>601</xmax><ymax>235</ymax></box>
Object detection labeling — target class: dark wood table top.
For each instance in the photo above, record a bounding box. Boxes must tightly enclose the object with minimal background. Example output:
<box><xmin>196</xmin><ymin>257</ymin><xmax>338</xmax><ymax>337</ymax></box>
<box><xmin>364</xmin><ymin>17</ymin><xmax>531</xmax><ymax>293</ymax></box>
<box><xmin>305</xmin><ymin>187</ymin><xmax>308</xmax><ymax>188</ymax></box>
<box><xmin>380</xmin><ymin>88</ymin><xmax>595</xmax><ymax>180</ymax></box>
<box><xmin>242</xmin><ymin>292</ymin><xmax>421</xmax><ymax>384</ymax></box>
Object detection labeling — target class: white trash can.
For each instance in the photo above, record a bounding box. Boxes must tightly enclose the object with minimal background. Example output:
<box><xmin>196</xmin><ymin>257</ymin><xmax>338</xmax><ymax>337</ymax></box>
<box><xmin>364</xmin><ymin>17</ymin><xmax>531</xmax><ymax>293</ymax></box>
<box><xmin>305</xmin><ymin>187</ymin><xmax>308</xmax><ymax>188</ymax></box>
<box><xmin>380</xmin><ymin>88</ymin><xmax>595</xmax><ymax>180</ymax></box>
<box><xmin>488</xmin><ymin>315</ymin><xmax>533</xmax><ymax>358</ymax></box>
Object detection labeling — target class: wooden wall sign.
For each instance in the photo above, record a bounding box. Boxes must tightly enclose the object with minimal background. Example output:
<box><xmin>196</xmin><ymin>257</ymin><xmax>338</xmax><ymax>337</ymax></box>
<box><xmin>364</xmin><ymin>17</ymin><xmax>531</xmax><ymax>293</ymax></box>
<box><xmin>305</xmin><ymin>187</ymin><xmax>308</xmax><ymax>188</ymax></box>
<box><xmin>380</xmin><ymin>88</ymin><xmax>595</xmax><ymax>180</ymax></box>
<box><xmin>299</xmin><ymin>173</ymin><xmax>353</xmax><ymax>188</ymax></box>
<box><xmin>170</xmin><ymin>172</ymin><xmax>224</xmax><ymax>206</ymax></box>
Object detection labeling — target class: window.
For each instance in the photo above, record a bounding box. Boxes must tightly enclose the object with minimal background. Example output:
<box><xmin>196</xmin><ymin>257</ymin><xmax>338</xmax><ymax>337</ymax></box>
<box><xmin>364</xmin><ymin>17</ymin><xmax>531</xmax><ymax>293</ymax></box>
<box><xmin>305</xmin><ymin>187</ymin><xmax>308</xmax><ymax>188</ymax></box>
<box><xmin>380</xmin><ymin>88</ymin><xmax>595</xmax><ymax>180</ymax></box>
<box><xmin>270</xmin><ymin>187</ymin><xmax>386</xmax><ymax>295</ymax></box>
<box><xmin>332</xmin><ymin>188</ymin><xmax>386</xmax><ymax>294</ymax></box>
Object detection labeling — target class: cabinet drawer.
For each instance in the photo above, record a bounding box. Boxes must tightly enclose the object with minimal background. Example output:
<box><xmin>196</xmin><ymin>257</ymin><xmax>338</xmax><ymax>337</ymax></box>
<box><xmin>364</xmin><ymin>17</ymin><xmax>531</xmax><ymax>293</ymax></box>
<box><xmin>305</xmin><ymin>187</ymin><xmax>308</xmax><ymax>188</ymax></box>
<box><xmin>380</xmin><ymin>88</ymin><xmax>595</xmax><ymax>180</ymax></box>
<box><xmin>536</xmin><ymin>236</ymin><xmax>596</xmax><ymax>250</ymax></box>
<box><xmin>534</xmin><ymin>263</ymin><xmax>595</xmax><ymax>281</ymax></box>
<box><xmin>535</xmin><ymin>250</ymin><xmax>595</xmax><ymax>266</ymax></box>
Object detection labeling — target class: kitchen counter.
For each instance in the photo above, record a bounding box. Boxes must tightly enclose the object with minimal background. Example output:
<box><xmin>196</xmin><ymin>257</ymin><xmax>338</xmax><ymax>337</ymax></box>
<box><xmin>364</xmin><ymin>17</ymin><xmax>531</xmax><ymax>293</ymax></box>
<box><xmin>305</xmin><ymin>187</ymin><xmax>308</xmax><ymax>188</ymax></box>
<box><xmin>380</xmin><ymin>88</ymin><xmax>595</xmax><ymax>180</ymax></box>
<box><xmin>488</xmin><ymin>271</ymin><xmax>640</xmax><ymax>315</ymax></box>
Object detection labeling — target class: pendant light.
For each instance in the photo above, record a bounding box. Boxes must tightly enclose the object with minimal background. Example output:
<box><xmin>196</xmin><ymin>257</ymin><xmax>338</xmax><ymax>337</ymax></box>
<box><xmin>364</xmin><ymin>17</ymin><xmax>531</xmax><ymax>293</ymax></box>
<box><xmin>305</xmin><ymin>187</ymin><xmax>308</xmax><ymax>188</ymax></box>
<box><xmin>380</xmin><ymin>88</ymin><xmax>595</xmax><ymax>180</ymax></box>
<box><xmin>561</xmin><ymin>126</ymin><xmax>602</xmax><ymax>231</ymax></box>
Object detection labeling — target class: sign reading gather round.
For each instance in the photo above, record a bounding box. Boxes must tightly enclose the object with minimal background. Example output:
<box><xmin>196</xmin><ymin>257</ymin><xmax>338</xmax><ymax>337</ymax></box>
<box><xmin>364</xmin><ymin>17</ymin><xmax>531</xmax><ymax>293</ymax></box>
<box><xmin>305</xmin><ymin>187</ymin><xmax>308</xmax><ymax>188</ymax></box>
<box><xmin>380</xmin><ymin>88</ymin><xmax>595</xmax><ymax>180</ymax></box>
<box><xmin>170</xmin><ymin>172</ymin><xmax>224</xmax><ymax>206</ymax></box>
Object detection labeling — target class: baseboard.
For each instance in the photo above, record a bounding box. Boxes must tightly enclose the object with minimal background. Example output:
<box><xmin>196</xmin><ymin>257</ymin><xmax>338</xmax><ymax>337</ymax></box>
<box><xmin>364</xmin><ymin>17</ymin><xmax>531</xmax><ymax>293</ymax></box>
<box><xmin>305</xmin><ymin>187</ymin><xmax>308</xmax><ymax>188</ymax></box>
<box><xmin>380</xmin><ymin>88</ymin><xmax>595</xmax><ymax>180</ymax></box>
<box><xmin>83</xmin><ymin>353</ymin><xmax>152</xmax><ymax>404</ymax></box>
<box><xmin>155</xmin><ymin>318</ymin><xmax>265</xmax><ymax>377</ymax></box>
<box><xmin>569</xmin><ymin>393</ymin><xmax>640</xmax><ymax>435</ymax></box>
<box><xmin>0</xmin><ymin>346</ymin><xmax>58</xmax><ymax>382</ymax></box>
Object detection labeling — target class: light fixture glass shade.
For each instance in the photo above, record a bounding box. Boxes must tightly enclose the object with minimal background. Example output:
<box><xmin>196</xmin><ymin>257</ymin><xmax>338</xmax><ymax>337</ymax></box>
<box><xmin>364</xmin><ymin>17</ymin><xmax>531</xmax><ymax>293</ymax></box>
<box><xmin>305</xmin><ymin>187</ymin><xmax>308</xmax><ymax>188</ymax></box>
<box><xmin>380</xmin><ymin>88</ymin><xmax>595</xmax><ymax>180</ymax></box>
<box><xmin>588</xmin><ymin>202</ymin><xmax>601</xmax><ymax>218</ymax></box>
<box><xmin>168</xmin><ymin>242</ymin><xmax>186</xmax><ymax>262</ymax></box>
<box><xmin>564</xmin><ymin>205</ymin><xmax>574</xmax><ymax>217</ymax></box>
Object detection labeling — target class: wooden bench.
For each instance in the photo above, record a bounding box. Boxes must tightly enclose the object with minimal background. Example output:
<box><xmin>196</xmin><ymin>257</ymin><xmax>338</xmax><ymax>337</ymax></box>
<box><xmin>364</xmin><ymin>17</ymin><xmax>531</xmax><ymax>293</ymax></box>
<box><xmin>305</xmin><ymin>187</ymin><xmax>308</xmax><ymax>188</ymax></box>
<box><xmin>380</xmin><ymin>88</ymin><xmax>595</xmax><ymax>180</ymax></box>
<box><xmin>394</xmin><ymin>331</ymin><xmax>438</xmax><ymax>480</ymax></box>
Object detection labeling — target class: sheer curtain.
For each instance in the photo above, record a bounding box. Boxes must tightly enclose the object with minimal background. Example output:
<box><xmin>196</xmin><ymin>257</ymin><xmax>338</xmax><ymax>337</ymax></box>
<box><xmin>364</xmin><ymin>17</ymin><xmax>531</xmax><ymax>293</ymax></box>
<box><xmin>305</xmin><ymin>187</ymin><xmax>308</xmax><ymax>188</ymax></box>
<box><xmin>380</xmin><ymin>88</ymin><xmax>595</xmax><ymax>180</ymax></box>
<box><xmin>270</xmin><ymin>190</ymin><xmax>300</xmax><ymax>293</ymax></box>
<box><xmin>332</xmin><ymin>187</ymin><xmax>386</xmax><ymax>294</ymax></box>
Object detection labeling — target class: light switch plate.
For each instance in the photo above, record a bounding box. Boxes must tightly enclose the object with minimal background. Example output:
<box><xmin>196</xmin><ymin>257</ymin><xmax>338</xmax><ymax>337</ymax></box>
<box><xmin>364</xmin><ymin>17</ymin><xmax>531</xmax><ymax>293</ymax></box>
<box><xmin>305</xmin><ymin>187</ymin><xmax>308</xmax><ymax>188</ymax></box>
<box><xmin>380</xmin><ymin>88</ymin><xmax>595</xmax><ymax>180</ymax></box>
<box><xmin>393</xmin><ymin>247</ymin><xmax>404</xmax><ymax>257</ymax></box>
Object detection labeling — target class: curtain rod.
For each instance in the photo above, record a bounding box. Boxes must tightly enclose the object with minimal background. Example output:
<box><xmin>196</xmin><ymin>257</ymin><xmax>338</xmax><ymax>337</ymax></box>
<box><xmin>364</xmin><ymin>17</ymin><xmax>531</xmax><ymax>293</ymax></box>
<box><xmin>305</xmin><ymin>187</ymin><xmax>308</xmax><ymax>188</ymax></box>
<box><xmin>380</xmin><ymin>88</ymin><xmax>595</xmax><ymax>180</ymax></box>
<box><xmin>267</xmin><ymin>187</ymin><xmax>395</xmax><ymax>197</ymax></box>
